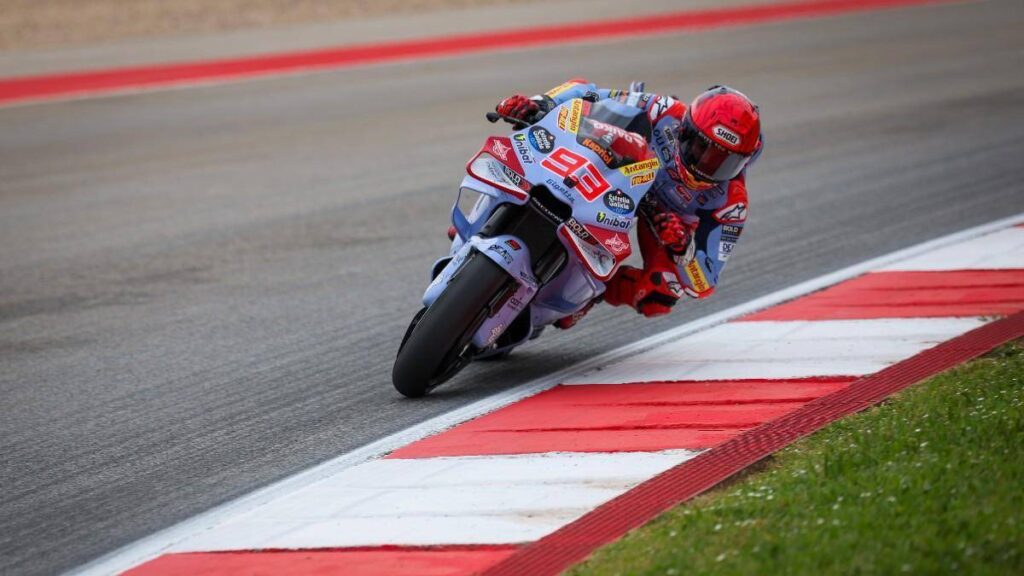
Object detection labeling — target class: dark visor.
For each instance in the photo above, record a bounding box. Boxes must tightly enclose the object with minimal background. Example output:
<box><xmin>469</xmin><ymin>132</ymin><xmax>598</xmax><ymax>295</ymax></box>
<box><xmin>677</xmin><ymin>117</ymin><xmax>751</xmax><ymax>182</ymax></box>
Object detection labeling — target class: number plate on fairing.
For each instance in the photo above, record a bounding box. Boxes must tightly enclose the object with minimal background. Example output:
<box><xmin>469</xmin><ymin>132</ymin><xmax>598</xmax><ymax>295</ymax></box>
<box><xmin>509</xmin><ymin>99</ymin><xmax>659</xmax><ymax>278</ymax></box>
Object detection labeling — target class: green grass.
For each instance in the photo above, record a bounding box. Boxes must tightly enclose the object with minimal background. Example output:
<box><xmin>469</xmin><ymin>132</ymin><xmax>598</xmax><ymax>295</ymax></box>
<box><xmin>568</xmin><ymin>340</ymin><xmax>1024</xmax><ymax>576</ymax></box>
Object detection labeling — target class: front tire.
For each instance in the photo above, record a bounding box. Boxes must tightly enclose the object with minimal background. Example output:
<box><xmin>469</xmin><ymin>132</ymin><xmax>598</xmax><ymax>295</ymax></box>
<box><xmin>392</xmin><ymin>253</ymin><xmax>510</xmax><ymax>397</ymax></box>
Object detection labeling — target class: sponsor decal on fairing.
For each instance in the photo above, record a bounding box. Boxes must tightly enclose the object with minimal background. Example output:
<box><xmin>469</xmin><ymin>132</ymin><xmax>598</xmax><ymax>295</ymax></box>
<box><xmin>512</xmin><ymin>133</ymin><xmax>534</xmax><ymax>164</ymax></box>
<box><xmin>602</xmin><ymin>190</ymin><xmax>635</xmax><ymax>214</ymax></box>
<box><xmin>490</xmin><ymin>139</ymin><xmax>512</xmax><ymax>161</ymax></box>
<box><xmin>596</xmin><ymin>211</ymin><xmax>631</xmax><ymax>230</ymax></box>
<box><xmin>630</xmin><ymin>171</ymin><xmax>655</xmax><ymax>187</ymax></box>
<box><xmin>528</xmin><ymin>126</ymin><xmax>556</xmax><ymax>153</ymax></box>
<box><xmin>618</xmin><ymin>157</ymin><xmax>661</xmax><ymax>177</ymax></box>
<box><xmin>488</xmin><ymin>244</ymin><xmax>514</xmax><ymax>265</ymax></box>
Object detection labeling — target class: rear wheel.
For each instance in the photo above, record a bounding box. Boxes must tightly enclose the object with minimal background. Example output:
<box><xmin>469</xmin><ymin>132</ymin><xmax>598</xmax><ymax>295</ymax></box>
<box><xmin>392</xmin><ymin>253</ymin><xmax>510</xmax><ymax>397</ymax></box>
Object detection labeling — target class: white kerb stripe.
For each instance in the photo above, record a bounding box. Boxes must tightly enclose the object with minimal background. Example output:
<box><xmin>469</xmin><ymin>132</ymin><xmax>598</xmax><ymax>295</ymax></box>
<box><xmin>169</xmin><ymin>450</ymin><xmax>699</xmax><ymax>551</ymax></box>
<box><xmin>71</xmin><ymin>212</ymin><xmax>1024</xmax><ymax>576</ymax></box>
<box><xmin>880</xmin><ymin>227</ymin><xmax>1024</xmax><ymax>271</ymax></box>
<box><xmin>563</xmin><ymin>318</ymin><xmax>984</xmax><ymax>384</ymax></box>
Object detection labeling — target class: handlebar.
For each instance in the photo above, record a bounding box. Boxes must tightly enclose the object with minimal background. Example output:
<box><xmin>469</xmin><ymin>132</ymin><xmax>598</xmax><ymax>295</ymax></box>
<box><xmin>485</xmin><ymin>111</ymin><xmax>530</xmax><ymax>130</ymax></box>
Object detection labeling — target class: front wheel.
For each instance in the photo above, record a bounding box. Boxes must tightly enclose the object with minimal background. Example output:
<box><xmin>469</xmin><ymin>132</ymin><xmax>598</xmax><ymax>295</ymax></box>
<box><xmin>392</xmin><ymin>252</ymin><xmax>511</xmax><ymax>397</ymax></box>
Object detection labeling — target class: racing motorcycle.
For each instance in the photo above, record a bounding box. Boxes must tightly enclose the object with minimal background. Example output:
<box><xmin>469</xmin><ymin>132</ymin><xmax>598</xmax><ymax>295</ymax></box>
<box><xmin>392</xmin><ymin>92</ymin><xmax>659</xmax><ymax>397</ymax></box>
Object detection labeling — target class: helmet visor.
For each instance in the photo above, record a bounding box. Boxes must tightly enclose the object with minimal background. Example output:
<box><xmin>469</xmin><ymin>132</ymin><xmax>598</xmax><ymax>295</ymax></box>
<box><xmin>677</xmin><ymin>117</ymin><xmax>751</xmax><ymax>182</ymax></box>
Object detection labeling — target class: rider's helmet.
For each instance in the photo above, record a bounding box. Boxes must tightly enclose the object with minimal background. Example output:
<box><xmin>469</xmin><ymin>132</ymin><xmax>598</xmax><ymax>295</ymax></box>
<box><xmin>676</xmin><ymin>85</ymin><xmax>761</xmax><ymax>184</ymax></box>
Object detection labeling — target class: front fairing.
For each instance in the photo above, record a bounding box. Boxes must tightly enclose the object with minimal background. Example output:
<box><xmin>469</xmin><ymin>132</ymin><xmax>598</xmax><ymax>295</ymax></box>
<box><xmin>511</xmin><ymin>98</ymin><xmax>659</xmax><ymax>280</ymax></box>
<box><xmin>431</xmin><ymin>98</ymin><xmax>659</xmax><ymax>353</ymax></box>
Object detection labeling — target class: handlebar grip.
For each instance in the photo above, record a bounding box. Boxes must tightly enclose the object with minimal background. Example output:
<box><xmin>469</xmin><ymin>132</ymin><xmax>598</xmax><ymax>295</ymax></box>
<box><xmin>485</xmin><ymin>112</ymin><xmax>501</xmax><ymax>123</ymax></box>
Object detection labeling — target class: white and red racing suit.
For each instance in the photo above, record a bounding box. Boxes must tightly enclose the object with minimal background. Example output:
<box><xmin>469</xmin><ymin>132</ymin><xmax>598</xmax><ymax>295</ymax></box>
<box><xmin>536</xmin><ymin>79</ymin><xmax>761</xmax><ymax>316</ymax></box>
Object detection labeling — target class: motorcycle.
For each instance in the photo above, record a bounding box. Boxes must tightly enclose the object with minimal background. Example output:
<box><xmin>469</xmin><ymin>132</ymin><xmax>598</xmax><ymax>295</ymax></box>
<box><xmin>392</xmin><ymin>92</ymin><xmax>659</xmax><ymax>397</ymax></box>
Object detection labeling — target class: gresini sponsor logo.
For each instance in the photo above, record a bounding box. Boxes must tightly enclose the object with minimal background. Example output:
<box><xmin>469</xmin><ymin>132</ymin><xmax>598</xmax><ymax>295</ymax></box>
<box><xmin>712</xmin><ymin>124</ymin><xmax>741</xmax><ymax>146</ymax></box>
<box><xmin>490</xmin><ymin>139</ymin><xmax>511</xmax><ymax>161</ymax></box>
<box><xmin>618</xmin><ymin>157</ymin><xmax>660</xmax><ymax>176</ymax></box>
<box><xmin>604</xmin><ymin>234</ymin><xmax>629</xmax><ymax>255</ymax></box>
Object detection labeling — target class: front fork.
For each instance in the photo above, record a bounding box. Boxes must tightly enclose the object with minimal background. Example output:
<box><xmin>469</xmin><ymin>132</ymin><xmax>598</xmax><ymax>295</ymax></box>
<box><xmin>424</xmin><ymin>192</ymin><xmax>568</xmax><ymax>351</ymax></box>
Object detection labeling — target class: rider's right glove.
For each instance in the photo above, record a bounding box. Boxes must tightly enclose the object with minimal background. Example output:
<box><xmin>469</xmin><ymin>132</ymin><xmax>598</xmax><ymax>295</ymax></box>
<box><xmin>496</xmin><ymin>94</ymin><xmax>541</xmax><ymax>123</ymax></box>
<box><xmin>653</xmin><ymin>212</ymin><xmax>694</xmax><ymax>254</ymax></box>
<box><xmin>602</xmin><ymin>266</ymin><xmax>679</xmax><ymax>317</ymax></box>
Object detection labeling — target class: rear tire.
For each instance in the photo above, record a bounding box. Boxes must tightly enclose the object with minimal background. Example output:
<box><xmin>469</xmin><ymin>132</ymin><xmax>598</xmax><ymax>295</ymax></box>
<box><xmin>392</xmin><ymin>253</ymin><xmax>510</xmax><ymax>397</ymax></box>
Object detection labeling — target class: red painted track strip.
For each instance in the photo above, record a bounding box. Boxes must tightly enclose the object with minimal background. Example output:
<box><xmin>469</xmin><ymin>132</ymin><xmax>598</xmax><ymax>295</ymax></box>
<box><xmin>0</xmin><ymin>0</ymin><xmax>957</xmax><ymax>106</ymax></box>
<box><xmin>388</xmin><ymin>378</ymin><xmax>853</xmax><ymax>458</ymax></box>
<box><xmin>743</xmin><ymin>270</ymin><xmax>1024</xmax><ymax>321</ymax></box>
<box><xmin>126</xmin><ymin>545</ymin><xmax>518</xmax><ymax>576</ymax></box>
<box><xmin>480</xmin><ymin>311</ymin><xmax>1024</xmax><ymax>576</ymax></box>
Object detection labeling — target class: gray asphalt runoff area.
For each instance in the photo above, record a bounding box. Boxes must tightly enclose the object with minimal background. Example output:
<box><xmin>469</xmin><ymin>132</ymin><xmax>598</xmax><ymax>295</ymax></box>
<box><xmin>2</xmin><ymin>1</ymin><xmax>1023</xmax><ymax>573</ymax></box>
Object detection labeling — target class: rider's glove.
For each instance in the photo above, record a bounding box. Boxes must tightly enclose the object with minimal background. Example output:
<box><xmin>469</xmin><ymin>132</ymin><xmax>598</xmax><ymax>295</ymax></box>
<box><xmin>602</xmin><ymin>266</ymin><xmax>680</xmax><ymax>318</ymax></box>
<box><xmin>653</xmin><ymin>212</ymin><xmax>694</xmax><ymax>254</ymax></box>
<box><xmin>496</xmin><ymin>94</ymin><xmax>541</xmax><ymax>123</ymax></box>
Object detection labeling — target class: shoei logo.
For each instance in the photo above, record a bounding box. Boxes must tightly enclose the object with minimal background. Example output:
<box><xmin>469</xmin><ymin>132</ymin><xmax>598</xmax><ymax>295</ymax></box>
<box><xmin>712</xmin><ymin>125</ymin><xmax>741</xmax><ymax>146</ymax></box>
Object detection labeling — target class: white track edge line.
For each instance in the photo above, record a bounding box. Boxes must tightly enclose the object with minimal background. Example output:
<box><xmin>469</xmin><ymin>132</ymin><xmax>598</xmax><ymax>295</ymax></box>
<box><xmin>71</xmin><ymin>211</ymin><xmax>1024</xmax><ymax>576</ymax></box>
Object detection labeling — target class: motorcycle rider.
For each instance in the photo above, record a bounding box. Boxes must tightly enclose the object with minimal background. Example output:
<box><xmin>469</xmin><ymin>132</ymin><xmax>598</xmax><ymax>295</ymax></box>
<box><xmin>495</xmin><ymin>79</ymin><xmax>762</xmax><ymax>324</ymax></box>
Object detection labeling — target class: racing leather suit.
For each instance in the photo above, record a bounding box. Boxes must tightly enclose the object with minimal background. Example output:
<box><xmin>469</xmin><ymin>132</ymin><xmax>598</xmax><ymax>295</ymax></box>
<box><xmin>535</xmin><ymin>79</ymin><xmax>760</xmax><ymax>312</ymax></box>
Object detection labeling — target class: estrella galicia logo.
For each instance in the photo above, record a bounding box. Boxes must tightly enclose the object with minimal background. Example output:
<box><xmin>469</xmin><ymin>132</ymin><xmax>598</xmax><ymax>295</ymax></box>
<box><xmin>602</xmin><ymin>189</ymin><xmax>635</xmax><ymax>215</ymax></box>
<box><xmin>528</xmin><ymin>126</ymin><xmax>555</xmax><ymax>153</ymax></box>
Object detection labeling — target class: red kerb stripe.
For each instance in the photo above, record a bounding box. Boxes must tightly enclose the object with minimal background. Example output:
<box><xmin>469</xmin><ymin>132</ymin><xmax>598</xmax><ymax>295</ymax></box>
<box><xmin>387</xmin><ymin>378</ymin><xmax>854</xmax><ymax>458</ymax></box>
<box><xmin>743</xmin><ymin>270</ymin><xmax>1024</xmax><ymax>321</ymax></box>
<box><xmin>0</xmin><ymin>0</ymin><xmax>958</xmax><ymax>106</ymax></box>
<box><xmin>125</xmin><ymin>545</ymin><xmax>519</xmax><ymax>576</ymax></box>
<box><xmin>479</xmin><ymin>311</ymin><xmax>1024</xmax><ymax>576</ymax></box>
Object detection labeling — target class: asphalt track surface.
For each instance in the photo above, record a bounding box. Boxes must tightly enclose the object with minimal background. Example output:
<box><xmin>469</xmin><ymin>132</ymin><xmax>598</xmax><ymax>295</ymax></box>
<box><xmin>1</xmin><ymin>1</ymin><xmax>1023</xmax><ymax>573</ymax></box>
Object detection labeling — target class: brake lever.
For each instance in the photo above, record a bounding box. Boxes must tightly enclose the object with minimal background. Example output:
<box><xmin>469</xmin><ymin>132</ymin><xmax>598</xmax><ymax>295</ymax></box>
<box><xmin>484</xmin><ymin>111</ymin><xmax>529</xmax><ymax>130</ymax></box>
